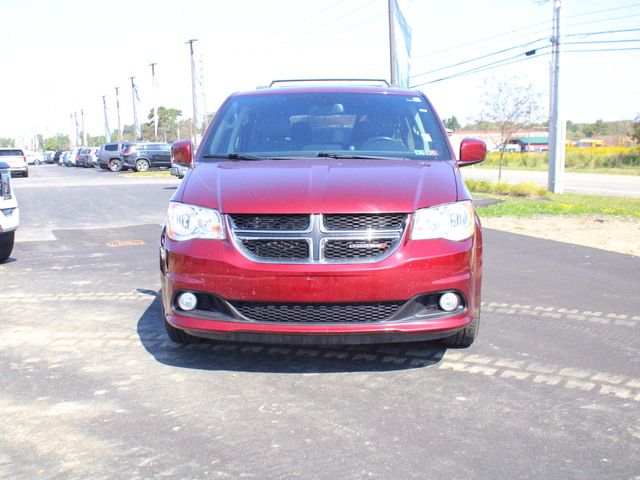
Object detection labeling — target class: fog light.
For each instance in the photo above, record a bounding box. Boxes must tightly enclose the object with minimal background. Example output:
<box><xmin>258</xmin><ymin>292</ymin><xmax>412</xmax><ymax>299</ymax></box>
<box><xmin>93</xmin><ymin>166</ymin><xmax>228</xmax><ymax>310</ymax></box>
<box><xmin>177</xmin><ymin>292</ymin><xmax>198</xmax><ymax>311</ymax></box>
<box><xmin>439</xmin><ymin>292</ymin><xmax>459</xmax><ymax>312</ymax></box>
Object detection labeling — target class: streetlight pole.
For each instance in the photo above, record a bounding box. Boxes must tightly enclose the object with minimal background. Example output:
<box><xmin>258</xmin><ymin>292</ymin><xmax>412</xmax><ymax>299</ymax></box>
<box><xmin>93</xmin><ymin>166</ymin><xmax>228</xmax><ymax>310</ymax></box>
<box><xmin>74</xmin><ymin>111</ymin><xmax>79</xmax><ymax>147</ymax></box>
<box><xmin>130</xmin><ymin>76</ymin><xmax>140</xmax><ymax>141</ymax></box>
<box><xmin>102</xmin><ymin>95</ymin><xmax>111</xmax><ymax>142</ymax></box>
<box><xmin>115</xmin><ymin>86</ymin><xmax>122</xmax><ymax>142</ymax></box>
<box><xmin>149</xmin><ymin>62</ymin><xmax>158</xmax><ymax>141</ymax></box>
<box><xmin>186</xmin><ymin>39</ymin><xmax>198</xmax><ymax>144</ymax></box>
<box><xmin>547</xmin><ymin>0</ymin><xmax>565</xmax><ymax>193</ymax></box>
<box><xmin>388</xmin><ymin>0</ymin><xmax>397</xmax><ymax>86</ymax></box>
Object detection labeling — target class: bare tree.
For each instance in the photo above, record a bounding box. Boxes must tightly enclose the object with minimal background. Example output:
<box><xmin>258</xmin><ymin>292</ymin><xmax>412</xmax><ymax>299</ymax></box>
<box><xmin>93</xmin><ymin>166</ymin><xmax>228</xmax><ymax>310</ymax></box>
<box><xmin>479</xmin><ymin>76</ymin><xmax>544</xmax><ymax>182</ymax></box>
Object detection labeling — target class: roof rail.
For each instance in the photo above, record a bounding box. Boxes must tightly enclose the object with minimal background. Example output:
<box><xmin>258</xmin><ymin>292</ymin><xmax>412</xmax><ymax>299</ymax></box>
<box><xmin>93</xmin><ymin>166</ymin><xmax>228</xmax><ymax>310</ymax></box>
<box><xmin>269</xmin><ymin>78</ymin><xmax>390</xmax><ymax>87</ymax></box>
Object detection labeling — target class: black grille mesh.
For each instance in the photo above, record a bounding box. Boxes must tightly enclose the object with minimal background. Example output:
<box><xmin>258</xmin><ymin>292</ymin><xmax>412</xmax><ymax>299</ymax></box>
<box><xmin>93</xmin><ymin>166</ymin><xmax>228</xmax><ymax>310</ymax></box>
<box><xmin>241</xmin><ymin>239</ymin><xmax>309</xmax><ymax>259</ymax></box>
<box><xmin>324</xmin><ymin>239</ymin><xmax>394</xmax><ymax>259</ymax></box>
<box><xmin>323</xmin><ymin>214</ymin><xmax>405</xmax><ymax>231</ymax></box>
<box><xmin>231</xmin><ymin>214</ymin><xmax>309</xmax><ymax>231</ymax></box>
<box><xmin>232</xmin><ymin>301</ymin><xmax>404</xmax><ymax>323</ymax></box>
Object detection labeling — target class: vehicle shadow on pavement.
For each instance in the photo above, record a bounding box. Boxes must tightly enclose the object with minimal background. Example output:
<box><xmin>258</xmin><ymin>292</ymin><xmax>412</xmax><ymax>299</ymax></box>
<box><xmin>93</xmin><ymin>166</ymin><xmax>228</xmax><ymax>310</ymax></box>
<box><xmin>137</xmin><ymin>295</ymin><xmax>447</xmax><ymax>374</ymax></box>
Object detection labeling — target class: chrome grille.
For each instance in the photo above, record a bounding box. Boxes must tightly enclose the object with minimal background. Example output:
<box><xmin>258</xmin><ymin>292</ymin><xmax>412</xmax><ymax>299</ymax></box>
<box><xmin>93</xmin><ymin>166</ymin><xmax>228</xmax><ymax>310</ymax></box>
<box><xmin>324</xmin><ymin>239</ymin><xmax>394</xmax><ymax>259</ymax></box>
<box><xmin>323</xmin><ymin>214</ymin><xmax>405</xmax><ymax>231</ymax></box>
<box><xmin>241</xmin><ymin>239</ymin><xmax>309</xmax><ymax>259</ymax></box>
<box><xmin>229</xmin><ymin>213</ymin><xmax>407</xmax><ymax>264</ymax></box>
<box><xmin>230</xmin><ymin>214</ymin><xmax>310</xmax><ymax>231</ymax></box>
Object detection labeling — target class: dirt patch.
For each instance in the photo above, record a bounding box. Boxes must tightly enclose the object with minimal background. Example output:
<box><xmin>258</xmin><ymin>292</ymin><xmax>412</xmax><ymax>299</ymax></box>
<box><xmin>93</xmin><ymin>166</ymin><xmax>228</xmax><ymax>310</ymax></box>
<box><xmin>480</xmin><ymin>215</ymin><xmax>640</xmax><ymax>257</ymax></box>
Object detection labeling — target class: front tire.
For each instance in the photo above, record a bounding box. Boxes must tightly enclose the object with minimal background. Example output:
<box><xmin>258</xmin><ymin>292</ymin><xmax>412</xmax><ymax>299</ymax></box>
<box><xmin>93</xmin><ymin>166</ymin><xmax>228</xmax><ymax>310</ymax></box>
<box><xmin>108</xmin><ymin>159</ymin><xmax>122</xmax><ymax>172</ymax></box>
<box><xmin>162</xmin><ymin>303</ymin><xmax>201</xmax><ymax>344</ymax></box>
<box><xmin>441</xmin><ymin>314</ymin><xmax>479</xmax><ymax>348</ymax></box>
<box><xmin>0</xmin><ymin>231</ymin><xmax>15</xmax><ymax>263</ymax></box>
<box><xmin>135</xmin><ymin>159</ymin><xmax>150</xmax><ymax>172</ymax></box>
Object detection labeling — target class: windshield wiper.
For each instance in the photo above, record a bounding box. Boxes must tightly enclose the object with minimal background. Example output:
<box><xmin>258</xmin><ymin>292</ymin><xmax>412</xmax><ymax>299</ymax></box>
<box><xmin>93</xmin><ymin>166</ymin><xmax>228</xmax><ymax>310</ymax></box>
<box><xmin>316</xmin><ymin>152</ymin><xmax>394</xmax><ymax>160</ymax></box>
<box><xmin>201</xmin><ymin>153</ymin><xmax>264</xmax><ymax>161</ymax></box>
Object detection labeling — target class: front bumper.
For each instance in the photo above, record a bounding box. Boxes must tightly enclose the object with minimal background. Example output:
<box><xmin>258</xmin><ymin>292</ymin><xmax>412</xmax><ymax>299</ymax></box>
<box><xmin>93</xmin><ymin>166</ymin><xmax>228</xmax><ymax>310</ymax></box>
<box><xmin>9</xmin><ymin>166</ymin><xmax>27</xmax><ymax>176</ymax></box>
<box><xmin>0</xmin><ymin>206</ymin><xmax>19</xmax><ymax>233</ymax></box>
<box><xmin>160</xmin><ymin>226</ymin><xmax>482</xmax><ymax>344</ymax></box>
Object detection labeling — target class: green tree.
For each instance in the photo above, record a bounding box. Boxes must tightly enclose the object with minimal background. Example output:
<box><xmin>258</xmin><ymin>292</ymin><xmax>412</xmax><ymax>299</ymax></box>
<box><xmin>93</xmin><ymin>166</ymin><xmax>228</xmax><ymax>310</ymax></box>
<box><xmin>632</xmin><ymin>116</ymin><xmax>640</xmax><ymax>144</ymax></box>
<box><xmin>87</xmin><ymin>135</ymin><xmax>106</xmax><ymax>147</ymax></box>
<box><xmin>0</xmin><ymin>137</ymin><xmax>15</xmax><ymax>148</ymax></box>
<box><xmin>478</xmin><ymin>76</ymin><xmax>543</xmax><ymax>182</ymax></box>
<box><xmin>444</xmin><ymin>116</ymin><xmax>461</xmax><ymax>132</ymax></box>
<box><xmin>147</xmin><ymin>106</ymin><xmax>183</xmax><ymax>142</ymax></box>
<box><xmin>43</xmin><ymin>134</ymin><xmax>70</xmax><ymax>151</ymax></box>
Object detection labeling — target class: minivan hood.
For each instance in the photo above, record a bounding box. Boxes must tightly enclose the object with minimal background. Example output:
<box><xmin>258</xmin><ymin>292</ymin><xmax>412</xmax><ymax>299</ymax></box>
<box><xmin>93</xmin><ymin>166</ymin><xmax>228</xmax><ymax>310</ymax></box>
<box><xmin>179</xmin><ymin>158</ymin><xmax>458</xmax><ymax>214</ymax></box>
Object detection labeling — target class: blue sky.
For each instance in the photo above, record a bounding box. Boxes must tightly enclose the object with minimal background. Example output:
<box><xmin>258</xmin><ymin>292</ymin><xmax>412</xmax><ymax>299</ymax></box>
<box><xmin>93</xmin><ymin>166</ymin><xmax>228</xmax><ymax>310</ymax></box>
<box><xmin>1</xmin><ymin>0</ymin><xmax>639</xmax><ymax>142</ymax></box>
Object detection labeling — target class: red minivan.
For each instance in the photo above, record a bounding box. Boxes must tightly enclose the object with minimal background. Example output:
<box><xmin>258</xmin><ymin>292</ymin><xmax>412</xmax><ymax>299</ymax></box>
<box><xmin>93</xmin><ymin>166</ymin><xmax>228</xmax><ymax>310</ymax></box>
<box><xmin>160</xmin><ymin>81</ymin><xmax>486</xmax><ymax>347</ymax></box>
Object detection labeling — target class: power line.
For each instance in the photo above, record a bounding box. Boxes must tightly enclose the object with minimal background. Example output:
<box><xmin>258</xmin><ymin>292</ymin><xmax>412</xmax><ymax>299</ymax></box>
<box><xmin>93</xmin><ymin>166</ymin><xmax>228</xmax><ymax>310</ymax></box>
<box><xmin>412</xmin><ymin>4</ymin><xmax>640</xmax><ymax>61</ymax></box>
<box><xmin>412</xmin><ymin>27</ymin><xmax>640</xmax><ymax>83</ymax></box>
<box><xmin>411</xmin><ymin>43</ymin><xmax>639</xmax><ymax>88</ymax></box>
<box><xmin>280</xmin><ymin>0</ymin><xmax>345</xmax><ymax>31</ymax></box>
<box><xmin>563</xmin><ymin>2</ymin><xmax>640</xmax><ymax>20</ymax></box>
<box><xmin>564</xmin><ymin>12</ymin><xmax>640</xmax><ymax>30</ymax></box>
<box><xmin>299</xmin><ymin>8</ymin><xmax>388</xmax><ymax>49</ymax></box>
<box><xmin>564</xmin><ymin>46</ymin><xmax>640</xmax><ymax>52</ymax></box>
<box><xmin>564</xmin><ymin>39</ymin><xmax>640</xmax><ymax>45</ymax></box>
<box><xmin>298</xmin><ymin>0</ymin><xmax>379</xmax><ymax>39</ymax></box>
<box><xmin>411</xmin><ymin>51</ymin><xmax>550</xmax><ymax>88</ymax></box>
<box><xmin>411</xmin><ymin>37</ymin><xmax>547</xmax><ymax>79</ymax></box>
<box><xmin>565</xmin><ymin>27</ymin><xmax>640</xmax><ymax>37</ymax></box>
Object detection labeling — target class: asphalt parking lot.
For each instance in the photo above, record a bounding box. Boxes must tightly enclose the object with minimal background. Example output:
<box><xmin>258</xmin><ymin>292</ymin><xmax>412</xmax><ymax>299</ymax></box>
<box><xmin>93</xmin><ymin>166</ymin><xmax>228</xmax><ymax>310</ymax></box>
<box><xmin>1</xmin><ymin>165</ymin><xmax>639</xmax><ymax>479</ymax></box>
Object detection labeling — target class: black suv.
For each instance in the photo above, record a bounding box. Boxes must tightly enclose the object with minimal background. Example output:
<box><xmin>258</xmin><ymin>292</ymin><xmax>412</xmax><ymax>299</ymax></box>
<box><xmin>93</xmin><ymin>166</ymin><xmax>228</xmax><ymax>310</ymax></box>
<box><xmin>121</xmin><ymin>143</ymin><xmax>172</xmax><ymax>172</ymax></box>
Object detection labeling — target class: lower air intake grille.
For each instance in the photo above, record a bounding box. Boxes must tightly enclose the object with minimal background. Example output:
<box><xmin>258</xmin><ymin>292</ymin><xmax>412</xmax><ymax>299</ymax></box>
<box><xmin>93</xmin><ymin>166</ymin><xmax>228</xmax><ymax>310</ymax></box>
<box><xmin>232</xmin><ymin>301</ymin><xmax>404</xmax><ymax>323</ymax></box>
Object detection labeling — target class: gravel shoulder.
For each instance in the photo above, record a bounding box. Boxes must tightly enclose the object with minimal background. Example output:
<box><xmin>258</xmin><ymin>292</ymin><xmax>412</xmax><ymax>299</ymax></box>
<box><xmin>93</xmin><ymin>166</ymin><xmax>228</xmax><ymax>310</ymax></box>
<box><xmin>480</xmin><ymin>215</ymin><xmax>640</xmax><ymax>257</ymax></box>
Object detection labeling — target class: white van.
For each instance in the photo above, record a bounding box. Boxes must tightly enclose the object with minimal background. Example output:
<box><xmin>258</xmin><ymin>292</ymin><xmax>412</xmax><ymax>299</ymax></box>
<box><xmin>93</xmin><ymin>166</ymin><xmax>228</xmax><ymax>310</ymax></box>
<box><xmin>0</xmin><ymin>162</ymin><xmax>19</xmax><ymax>262</ymax></box>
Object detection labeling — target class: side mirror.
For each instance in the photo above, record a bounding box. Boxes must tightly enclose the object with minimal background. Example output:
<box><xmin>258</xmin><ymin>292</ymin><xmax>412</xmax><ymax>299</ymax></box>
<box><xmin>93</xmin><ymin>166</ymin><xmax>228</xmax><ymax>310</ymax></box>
<box><xmin>458</xmin><ymin>138</ymin><xmax>486</xmax><ymax>167</ymax></box>
<box><xmin>171</xmin><ymin>140</ymin><xmax>193</xmax><ymax>166</ymax></box>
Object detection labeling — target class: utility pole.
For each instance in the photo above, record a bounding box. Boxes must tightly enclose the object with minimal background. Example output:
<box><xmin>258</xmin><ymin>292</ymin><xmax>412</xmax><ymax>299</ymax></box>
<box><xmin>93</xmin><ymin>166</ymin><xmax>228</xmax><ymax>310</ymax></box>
<box><xmin>115</xmin><ymin>87</ymin><xmax>122</xmax><ymax>142</ymax></box>
<box><xmin>74</xmin><ymin>111</ymin><xmax>79</xmax><ymax>147</ymax></box>
<box><xmin>149</xmin><ymin>62</ymin><xmax>158</xmax><ymax>141</ymax></box>
<box><xmin>130</xmin><ymin>76</ymin><xmax>140</xmax><ymax>140</ymax></box>
<box><xmin>102</xmin><ymin>95</ymin><xmax>111</xmax><ymax>142</ymax></box>
<box><xmin>547</xmin><ymin>0</ymin><xmax>565</xmax><ymax>193</ymax></box>
<box><xmin>388</xmin><ymin>0</ymin><xmax>397</xmax><ymax>86</ymax></box>
<box><xmin>69</xmin><ymin>113</ymin><xmax>75</xmax><ymax>149</ymax></box>
<box><xmin>199</xmin><ymin>55</ymin><xmax>207</xmax><ymax>127</ymax></box>
<box><xmin>81</xmin><ymin>108</ymin><xmax>87</xmax><ymax>146</ymax></box>
<box><xmin>186</xmin><ymin>39</ymin><xmax>198</xmax><ymax>144</ymax></box>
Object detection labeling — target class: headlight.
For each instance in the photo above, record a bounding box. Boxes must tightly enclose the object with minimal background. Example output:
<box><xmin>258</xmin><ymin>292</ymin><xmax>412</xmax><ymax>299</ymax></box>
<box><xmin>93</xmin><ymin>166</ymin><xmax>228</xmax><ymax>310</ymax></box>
<box><xmin>411</xmin><ymin>201</ymin><xmax>475</xmax><ymax>241</ymax></box>
<box><xmin>166</xmin><ymin>202</ymin><xmax>225</xmax><ymax>241</ymax></box>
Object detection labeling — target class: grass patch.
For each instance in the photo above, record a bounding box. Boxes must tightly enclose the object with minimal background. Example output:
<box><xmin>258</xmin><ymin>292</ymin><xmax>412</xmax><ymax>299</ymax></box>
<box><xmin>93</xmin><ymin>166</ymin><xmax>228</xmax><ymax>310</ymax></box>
<box><xmin>478</xmin><ymin>148</ymin><xmax>640</xmax><ymax>175</ymax></box>
<box><xmin>468</xmin><ymin>180</ymin><xmax>640</xmax><ymax>218</ymax></box>
<box><xmin>466</xmin><ymin>179</ymin><xmax>549</xmax><ymax>198</ymax></box>
<box><xmin>122</xmin><ymin>170</ymin><xmax>174</xmax><ymax>178</ymax></box>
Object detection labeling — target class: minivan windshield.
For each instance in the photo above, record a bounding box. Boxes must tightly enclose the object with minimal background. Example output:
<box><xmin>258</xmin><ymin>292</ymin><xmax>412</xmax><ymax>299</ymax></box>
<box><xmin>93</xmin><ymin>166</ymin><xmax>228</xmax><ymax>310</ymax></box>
<box><xmin>201</xmin><ymin>91</ymin><xmax>451</xmax><ymax>161</ymax></box>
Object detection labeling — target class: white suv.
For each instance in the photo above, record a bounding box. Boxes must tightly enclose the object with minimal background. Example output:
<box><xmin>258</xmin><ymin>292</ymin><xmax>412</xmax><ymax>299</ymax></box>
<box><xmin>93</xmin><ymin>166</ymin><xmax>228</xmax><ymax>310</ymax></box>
<box><xmin>0</xmin><ymin>148</ymin><xmax>28</xmax><ymax>177</ymax></box>
<box><xmin>0</xmin><ymin>162</ymin><xmax>19</xmax><ymax>262</ymax></box>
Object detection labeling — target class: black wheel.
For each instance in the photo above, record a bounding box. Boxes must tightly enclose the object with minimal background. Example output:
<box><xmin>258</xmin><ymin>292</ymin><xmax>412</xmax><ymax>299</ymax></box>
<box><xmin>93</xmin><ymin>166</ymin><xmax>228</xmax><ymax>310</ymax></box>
<box><xmin>23</xmin><ymin>169</ymin><xmax>29</xmax><ymax>178</ymax></box>
<box><xmin>34</xmin><ymin>159</ymin><xmax>41</xmax><ymax>165</ymax></box>
<box><xmin>162</xmin><ymin>302</ymin><xmax>201</xmax><ymax>344</ymax></box>
<box><xmin>135</xmin><ymin>158</ymin><xmax>150</xmax><ymax>172</ymax></box>
<box><xmin>108</xmin><ymin>159</ymin><xmax>122</xmax><ymax>172</ymax></box>
<box><xmin>0</xmin><ymin>231</ymin><xmax>15</xmax><ymax>263</ymax></box>
<box><xmin>441</xmin><ymin>314</ymin><xmax>480</xmax><ymax>348</ymax></box>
